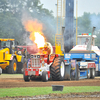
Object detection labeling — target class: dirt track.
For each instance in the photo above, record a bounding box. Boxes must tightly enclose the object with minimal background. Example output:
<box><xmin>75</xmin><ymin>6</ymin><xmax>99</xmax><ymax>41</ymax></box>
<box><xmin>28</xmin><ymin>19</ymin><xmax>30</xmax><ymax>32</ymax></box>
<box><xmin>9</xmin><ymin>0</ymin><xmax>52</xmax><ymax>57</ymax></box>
<box><xmin>0</xmin><ymin>74</ymin><xmax>100</xmax><ymax>100</ymax></box>
<box><xmin>0</xmin><ymin>74</ymin><xmax>100</xmax><ymax>88</ymax></box>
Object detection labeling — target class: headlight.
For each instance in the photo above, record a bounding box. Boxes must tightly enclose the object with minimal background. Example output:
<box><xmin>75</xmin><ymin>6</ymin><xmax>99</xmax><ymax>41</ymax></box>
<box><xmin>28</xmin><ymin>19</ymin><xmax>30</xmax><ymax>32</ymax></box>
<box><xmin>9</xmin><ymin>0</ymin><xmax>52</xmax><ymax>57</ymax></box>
<box><xmin>31</xmin><ymin>55</ymin><xmax>40</xmax><ymax>58</ymax></box>
<box><xmin>31</xmin><ymin>55</ymin><xmax>33</xmax><ymax>58</ymax></box>
<box><xmin>84</xmin><ymin>54</ymin><xmax>90</xmax><ymax>58</ymax></box>
<box><xmin>37</xmin><ymin>55</ymin><xmax>40</xmax><ymax>58</ymax></box>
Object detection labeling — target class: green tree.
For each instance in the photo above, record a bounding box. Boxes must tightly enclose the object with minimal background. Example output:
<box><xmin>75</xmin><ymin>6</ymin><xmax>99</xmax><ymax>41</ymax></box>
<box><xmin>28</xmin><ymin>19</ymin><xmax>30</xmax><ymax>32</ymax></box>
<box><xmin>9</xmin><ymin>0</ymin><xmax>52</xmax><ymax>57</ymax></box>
<box><xmin>0</xmin><ymin>0</ymin><xmax>56</xmax><ymax>45</ymax></box>
<box><xmin>95</xmin><ymin>31</ymin><xmax>100</xmax><ymax>48</ymax></box>
<box><xmin>76</xmin><ymin>12</ymin><xmax>100</xmax><ymax>47</ymax></box>
<box><xmin>78</xmin><ymin>12</ymin><xmax>92</xmax><ymax>34</ymax></box>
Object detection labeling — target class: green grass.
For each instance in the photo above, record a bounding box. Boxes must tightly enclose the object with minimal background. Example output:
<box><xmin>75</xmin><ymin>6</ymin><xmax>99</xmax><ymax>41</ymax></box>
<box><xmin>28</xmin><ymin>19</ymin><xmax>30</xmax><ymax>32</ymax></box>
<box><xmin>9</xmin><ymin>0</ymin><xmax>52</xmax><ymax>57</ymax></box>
<box><xmin>0</xmin><ymin>86</ymin><xmax>100</xmax><ymax>97</ymax></box>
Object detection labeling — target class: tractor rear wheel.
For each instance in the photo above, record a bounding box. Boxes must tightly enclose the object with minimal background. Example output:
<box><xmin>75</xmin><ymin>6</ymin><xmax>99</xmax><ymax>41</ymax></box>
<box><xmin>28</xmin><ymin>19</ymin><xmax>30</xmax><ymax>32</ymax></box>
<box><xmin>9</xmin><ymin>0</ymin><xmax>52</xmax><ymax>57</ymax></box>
<box><xmin>90</xmin><ymin>68</ymin><xmax>95</xmax><ymax>79</ymax></box>
<box><xmin>42</xmin><ymin>71</ymin><xmax>48</xmax><ymax>82</ymax></box>
<box><xmin>7</xmin><ymin>58</ymin><xmax>17</xmax><ymax>74</ymax></box>
<box><xmin>51</xmin><ymin>57</ymin><xmax>65</xmax><ymax>81</ymax></box>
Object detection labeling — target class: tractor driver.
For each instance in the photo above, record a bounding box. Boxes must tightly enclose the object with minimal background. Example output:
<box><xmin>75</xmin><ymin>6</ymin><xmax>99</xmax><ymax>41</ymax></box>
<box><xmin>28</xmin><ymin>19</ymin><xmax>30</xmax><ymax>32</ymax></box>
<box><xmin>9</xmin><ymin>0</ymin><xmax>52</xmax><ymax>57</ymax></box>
<box><xmin>43</xmin><ymin>42</ymin><xmax>53</xmax><ymax>55</ymax></box>
<box><xmin>43</xmin><ymin>44</ymin><xmax>51</xmax><ymax>55</ymax></box>
<box><xmin>39</xmin><ymin>42</ymin><xmax>53</xmax><ymax>55</ymax></box>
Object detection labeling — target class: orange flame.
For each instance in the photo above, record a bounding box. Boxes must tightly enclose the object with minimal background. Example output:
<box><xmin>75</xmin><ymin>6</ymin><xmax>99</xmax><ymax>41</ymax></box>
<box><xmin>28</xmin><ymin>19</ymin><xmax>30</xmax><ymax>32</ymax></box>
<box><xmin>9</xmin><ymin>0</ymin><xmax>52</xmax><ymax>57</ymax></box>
<box><xmin>24</xmin><ymin>20</ymin><xmax>45</xmax><ymax>48</ymax></box>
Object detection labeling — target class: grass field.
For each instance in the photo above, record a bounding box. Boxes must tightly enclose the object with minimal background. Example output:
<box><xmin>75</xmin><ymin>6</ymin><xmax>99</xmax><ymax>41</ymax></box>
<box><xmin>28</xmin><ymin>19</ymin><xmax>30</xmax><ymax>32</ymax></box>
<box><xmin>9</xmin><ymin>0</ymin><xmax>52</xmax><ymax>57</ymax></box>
<box><xmin>0</xmin><ymin>86</ymin><xmax>100</xmax><ymax>97</ymax></box>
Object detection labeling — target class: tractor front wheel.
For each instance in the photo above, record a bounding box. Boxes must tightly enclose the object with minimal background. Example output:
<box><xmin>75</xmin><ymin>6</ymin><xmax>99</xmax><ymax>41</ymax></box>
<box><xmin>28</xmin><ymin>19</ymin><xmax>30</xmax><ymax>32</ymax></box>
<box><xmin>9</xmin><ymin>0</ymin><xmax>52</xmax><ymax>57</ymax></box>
<box><xmin>42</xmin><ymin>71</ymin><xmax>48</xmax><ymax>82</ymax></box>
<box><xmin>23</xmin><ymin>72</ymin><xmax>30</xmax><ymax>82</ymax></box>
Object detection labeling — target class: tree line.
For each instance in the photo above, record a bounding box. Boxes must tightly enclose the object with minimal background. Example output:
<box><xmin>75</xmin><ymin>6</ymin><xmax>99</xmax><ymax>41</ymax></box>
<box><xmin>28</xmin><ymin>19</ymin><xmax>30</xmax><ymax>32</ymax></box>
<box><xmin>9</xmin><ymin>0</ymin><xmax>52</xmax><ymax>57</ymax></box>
<box><xmin>0</xmin><ymin>0</ymin><xmax>100</xmax><ymax>47</ymax></box>
<box><xmin>0</xmin><ymin>0</ymin><xmax>56</xmax><ymax>45</ymax></box>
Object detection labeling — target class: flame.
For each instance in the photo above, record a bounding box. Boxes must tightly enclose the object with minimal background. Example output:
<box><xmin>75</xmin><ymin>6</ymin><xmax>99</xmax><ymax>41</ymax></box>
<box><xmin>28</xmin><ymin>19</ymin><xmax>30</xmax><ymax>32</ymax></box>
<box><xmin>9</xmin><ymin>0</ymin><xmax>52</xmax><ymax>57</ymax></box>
<box><xmin>34</xmin><ymin>32</ymin><xmax>45</xmax><ymax>48</ymax></box>
<box><xmin>24</xmin><ymin>20</ymin><xmax>45</xmax><ymax>48</ymax></box>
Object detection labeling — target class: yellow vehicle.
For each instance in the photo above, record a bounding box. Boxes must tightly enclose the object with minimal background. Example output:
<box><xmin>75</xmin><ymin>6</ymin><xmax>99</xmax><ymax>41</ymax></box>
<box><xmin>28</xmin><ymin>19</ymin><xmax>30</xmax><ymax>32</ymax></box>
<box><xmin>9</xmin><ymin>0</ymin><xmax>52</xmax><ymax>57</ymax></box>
<box><xmin>0</xmin><ymin>38</ymin><xmax>25</xmax><ymax>74</ymax></box>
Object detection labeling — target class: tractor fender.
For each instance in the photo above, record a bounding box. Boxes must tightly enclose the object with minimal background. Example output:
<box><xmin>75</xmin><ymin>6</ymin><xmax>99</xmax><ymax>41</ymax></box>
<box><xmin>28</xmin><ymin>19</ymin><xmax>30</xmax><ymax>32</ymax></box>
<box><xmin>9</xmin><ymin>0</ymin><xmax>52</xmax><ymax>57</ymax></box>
<box><xmin>49</xmin><ymin>54</ymin><xmax>60</xmax><ymax>63</ymax></box>
<box><xmin>49</xmin><ymin>54</ymin><xmax>56</xmax><ymax>63</ymax></box>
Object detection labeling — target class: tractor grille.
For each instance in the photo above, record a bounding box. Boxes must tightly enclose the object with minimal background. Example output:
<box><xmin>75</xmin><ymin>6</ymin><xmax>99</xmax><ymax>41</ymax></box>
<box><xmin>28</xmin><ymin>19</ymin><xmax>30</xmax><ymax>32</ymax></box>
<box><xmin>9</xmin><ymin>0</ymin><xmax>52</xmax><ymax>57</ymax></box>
<box><xmin>31</xmin><ymin>58</ymin><xmax>40</xmax><ymax>68</ymax></box>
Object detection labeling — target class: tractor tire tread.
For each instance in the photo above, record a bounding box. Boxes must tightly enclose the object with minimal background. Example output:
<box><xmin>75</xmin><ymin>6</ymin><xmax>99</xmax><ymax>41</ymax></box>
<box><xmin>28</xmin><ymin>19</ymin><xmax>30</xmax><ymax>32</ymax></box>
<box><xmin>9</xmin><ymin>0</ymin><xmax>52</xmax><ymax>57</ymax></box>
<box><xmin>50</xmin><ymin>57</ymin><xmax>65</xmax><ymax>81</ymax></box>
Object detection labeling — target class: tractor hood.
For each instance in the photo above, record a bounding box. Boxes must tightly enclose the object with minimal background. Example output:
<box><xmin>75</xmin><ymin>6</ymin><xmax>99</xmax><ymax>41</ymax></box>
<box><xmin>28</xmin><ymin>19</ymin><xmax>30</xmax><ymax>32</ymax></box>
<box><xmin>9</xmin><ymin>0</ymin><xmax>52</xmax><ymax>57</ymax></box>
<box><xmin>70</xmin><ymin>45</ymin><xmax>100</xmax><ymax>56</ymax></box>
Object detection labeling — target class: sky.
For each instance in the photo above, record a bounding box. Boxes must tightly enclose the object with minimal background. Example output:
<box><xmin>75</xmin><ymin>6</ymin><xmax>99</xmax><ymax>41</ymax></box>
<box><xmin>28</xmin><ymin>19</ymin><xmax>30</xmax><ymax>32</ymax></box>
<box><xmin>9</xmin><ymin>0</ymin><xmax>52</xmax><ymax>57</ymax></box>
<box><xmin>40</xmin><ymin>0</ymin><xmax>100</xmax><ymax>17</ymax></box>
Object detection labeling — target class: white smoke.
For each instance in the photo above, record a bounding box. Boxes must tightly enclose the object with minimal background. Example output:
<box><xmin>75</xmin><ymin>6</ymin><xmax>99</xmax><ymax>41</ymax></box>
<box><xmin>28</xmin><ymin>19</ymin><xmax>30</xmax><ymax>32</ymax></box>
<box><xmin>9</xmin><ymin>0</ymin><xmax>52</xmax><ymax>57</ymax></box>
<box><xmin>90</xmin><ymin>13</ymin><xmax>100</xmax><ymax>31</ymax></box>
<box><xmin>21</xmin><ymin>8</ymin><xmax>56</xmax><ymax>46</ymax></box>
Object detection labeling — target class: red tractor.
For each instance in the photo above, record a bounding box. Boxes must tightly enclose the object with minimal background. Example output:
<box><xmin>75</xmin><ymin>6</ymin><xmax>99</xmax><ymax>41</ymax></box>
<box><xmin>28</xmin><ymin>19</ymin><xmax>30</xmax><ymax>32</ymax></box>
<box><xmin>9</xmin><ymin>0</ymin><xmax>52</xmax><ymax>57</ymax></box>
<box><xmin>23</xmin><ymin>42</ymin><xmax>65</xmax><ymax>82</ymax></box>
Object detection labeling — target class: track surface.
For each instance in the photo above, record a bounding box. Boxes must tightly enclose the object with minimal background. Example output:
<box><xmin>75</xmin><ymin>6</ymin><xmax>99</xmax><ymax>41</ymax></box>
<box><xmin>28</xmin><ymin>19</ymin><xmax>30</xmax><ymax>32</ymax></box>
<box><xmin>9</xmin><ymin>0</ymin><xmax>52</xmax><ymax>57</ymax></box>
<box><xmin>0</xmin><ymin>74</ymin><xmax>100</xmax><ymax>100</ymax></box>
<box><xmin>0</xmin><ymin>74</ymin><xmax>100</xmax><ymax>88</ymax></box>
